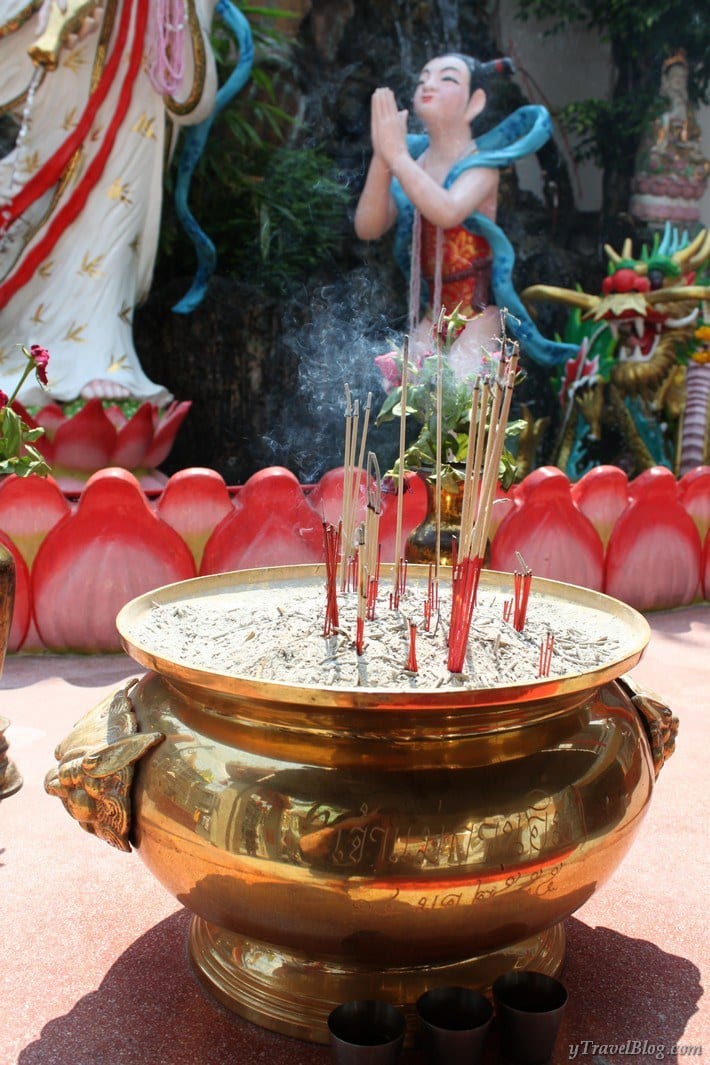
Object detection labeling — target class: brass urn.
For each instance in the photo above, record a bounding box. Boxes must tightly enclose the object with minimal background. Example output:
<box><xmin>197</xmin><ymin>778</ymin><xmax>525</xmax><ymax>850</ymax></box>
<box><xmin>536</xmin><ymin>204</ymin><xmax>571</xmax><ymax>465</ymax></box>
<box><xmin>45</xmin><ymin>565</ymin><xmax>677</xmax><ymax>1044</ymax></box>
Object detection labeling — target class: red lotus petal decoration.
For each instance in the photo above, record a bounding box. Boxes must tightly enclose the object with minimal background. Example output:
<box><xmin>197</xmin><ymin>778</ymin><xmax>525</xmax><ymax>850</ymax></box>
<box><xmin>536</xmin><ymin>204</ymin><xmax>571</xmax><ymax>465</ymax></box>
<box><xmin>0</xmin><ymin>474</ymin><xmax>71</xmax><ymax>566</ymax></box>
<box><xmin>143</xmin><ymin>401</ymin><xmax>192</xmax><ymax>468</ymax></box>
<box><xmin>32</xmin><ymin>468</ymin><xmax>196</xmax><ymax>651</ymax></box>
<box><xmin>490</xmin><ymin>466</ymin><xmax>604</xmax><ymax>590</ymax></box>
<box><xmin>678</xmin><ymin>466</ymin><xmax>710</xmax><ymax>543</ymax></box>
<box><xmin>52</xmin><ymin>399</ymin><xmax>116</xmax><ymax>470</ymax></box>
<box><xmin>110</xmin><ymin>403</ymin><xmax>156</xmax><ymax>468</ymax></box>
<box><xmin>605</xmin><ymin>467</ymin><xmax>703</xmax><ymax>610</ymax></box>
<box><xmin>9</xmin><ymin>399</ymin><xmax>191</xmax><ymax>490</ymax></box>
<box><xmin>571</xmin><ymin>465</ymin><xmax>630</xmax><ymax>550</ymax></box>
<box><xmin>158</xmin><ymin>468</ymin><xmax>234</xmax><ymax>569</ymax></box>
<box><xmin>201</xmin><ymin>467</ymin><xmax>323</xmax><ymax>574</ymax></box>
<box><xmin>29</xmin><ymin>402</ymin><xmax>66</xmax><ymax>442</ymax></box>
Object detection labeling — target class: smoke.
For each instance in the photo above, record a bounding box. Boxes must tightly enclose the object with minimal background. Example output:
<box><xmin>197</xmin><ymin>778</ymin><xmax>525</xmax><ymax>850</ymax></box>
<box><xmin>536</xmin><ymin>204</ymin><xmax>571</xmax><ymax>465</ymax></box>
<box><xmin>262</xmin><ymin>267</ymin><xmax>405</xmax><ymax>483</ymax></box>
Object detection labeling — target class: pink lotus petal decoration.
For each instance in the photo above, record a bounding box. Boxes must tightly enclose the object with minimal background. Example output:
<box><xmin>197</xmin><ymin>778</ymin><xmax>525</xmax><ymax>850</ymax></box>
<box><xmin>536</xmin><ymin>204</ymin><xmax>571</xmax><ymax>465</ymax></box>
<box><xmin>201</xmin><ymin>467</ymin><xmax>323</xmax><ymax>574</ymax></box>
<box><xmin>0</xmin><ymin>474</ymin><xmax>70</xmax><ymax>567</ymax></box>
<box><xmin>32</xmin><ymin>468</ymin><xmax>196</xmax><ymax>652</ymax></box>
<box><xmin>571</xmin><ymin>465</ymin><xmax>630</xmax><ymax>549</ymax></box>
<box><xmin>0</xmin><ymin>462</ymin><xmax>707</xmax><ymax>654</ymax></box>
<box><xmin>605</xmin><ymin>467</ymin><xmax>703</xmax><ymax>610</ymax></box>
<box><xmin>678</xmin><ymin>466</ymin><xmax>710</xmax><ymax>543</ymax></box>
<box><xmin>11</xmin><ymin>399</ymin><xmax>191</xmax><ymax>492</ymax></box>
<box><xmin>490</xmin><ymin>466</ymin><xmax>604</xmax><ymax>590</ymax></box>
<box><xmin>158</xmin><ymin>468</ymin><xmax>235</xmax><ymax>568</ymax></box>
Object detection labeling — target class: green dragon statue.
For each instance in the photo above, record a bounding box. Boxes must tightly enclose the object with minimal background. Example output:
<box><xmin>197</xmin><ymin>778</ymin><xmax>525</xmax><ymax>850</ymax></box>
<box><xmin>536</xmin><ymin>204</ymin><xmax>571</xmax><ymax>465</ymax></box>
<box><xmin>523</xmin><ymin>224</ymin><xmax>710</xmax><ymax>479</ymax></box>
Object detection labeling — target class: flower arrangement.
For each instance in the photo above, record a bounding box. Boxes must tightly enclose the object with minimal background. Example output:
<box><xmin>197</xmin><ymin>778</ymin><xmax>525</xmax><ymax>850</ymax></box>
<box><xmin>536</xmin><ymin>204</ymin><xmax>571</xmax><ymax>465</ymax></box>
<box><xmin>374</xmin><ymin>308</ymin><xmax>523</xmax><ymax>490</ymax></box>
<box><xmin>0</xmin><ymin>345</ymin><xmax>51</xmax><ymax>477</ymax></box>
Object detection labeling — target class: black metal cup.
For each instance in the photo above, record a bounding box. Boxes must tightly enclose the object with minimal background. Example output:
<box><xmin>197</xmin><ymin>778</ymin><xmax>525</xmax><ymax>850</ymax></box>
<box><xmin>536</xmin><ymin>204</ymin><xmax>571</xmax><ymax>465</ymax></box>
<box><xmin>328</xmin><ymin>1000</ymin><xmax>406</xmax><ymax>1065</ymax></box>
<box><xmin>492</xmin><ymin>970</ymin><xmax>568</xmax><ymax>1064</ymax></box>
<box><xmin>416</xmin><ymin>985</ymin><xmax>493</xmax><ymax>1064</ymax></box>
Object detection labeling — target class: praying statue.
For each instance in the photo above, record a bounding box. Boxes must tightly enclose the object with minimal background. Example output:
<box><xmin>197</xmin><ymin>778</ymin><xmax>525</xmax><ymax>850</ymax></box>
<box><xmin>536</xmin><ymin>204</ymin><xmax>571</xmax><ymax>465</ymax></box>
<box><xmin>355</xmin><ymin>52</ymin><xmax>576</xmax><ymax>378</ymax></box>
<box><xmin>0</xmin><ymin>0</ymin><xmax>251</xmax><ymax>406</ymax></box>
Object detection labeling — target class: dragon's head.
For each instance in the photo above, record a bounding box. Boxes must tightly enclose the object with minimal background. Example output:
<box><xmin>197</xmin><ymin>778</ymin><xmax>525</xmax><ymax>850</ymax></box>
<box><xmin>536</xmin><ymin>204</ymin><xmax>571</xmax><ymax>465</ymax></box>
<box><xmin>523</xmin><ymin>224</ymin><xmax>710</xmax><ymax>370</ymax></box>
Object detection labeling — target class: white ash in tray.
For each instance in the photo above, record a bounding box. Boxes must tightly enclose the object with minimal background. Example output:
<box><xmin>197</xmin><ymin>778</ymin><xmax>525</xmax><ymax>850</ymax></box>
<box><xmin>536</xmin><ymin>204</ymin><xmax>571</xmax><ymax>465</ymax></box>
<box><xmin>129</xmin><ymin>581</ymin><xmax>628</xmax><ymax>691</ymax></box>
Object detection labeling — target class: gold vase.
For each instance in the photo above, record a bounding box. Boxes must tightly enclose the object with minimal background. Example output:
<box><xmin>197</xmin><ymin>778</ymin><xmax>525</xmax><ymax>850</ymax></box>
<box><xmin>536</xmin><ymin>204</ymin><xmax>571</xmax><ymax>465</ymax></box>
<box><xmin>44</xmin><ymin>565</ymin><xmax>678</xmax><ymax>1045</ymax></box>
<box><xmin>0</xmin><ymin>543</ymin><xmax>21</xmax><ymax>800</ymax></box>
<box><xmin>406</xmin><ymin>473</ymin><xmax>464</xmax><ymax>566</ymax></box>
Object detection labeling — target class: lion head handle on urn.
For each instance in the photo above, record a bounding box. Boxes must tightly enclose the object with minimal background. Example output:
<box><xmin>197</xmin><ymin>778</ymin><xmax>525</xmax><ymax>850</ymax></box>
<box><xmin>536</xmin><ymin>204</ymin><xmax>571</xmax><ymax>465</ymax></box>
<box><xmin>45</xmin><ymin>681</ymin><xmax>164</xmax><ymax>852</ymax></box>
<box><xmin>618</xmin><ymin>675</ymin><xmax>679</xmax><ymax>779</ymax></box>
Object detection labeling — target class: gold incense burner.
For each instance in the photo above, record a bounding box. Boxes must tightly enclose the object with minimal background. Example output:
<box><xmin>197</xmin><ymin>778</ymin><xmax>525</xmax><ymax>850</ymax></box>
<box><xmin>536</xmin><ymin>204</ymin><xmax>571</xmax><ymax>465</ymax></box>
<box><xmin>45</xmin><ymin>565</ymin><xmax>677</xmax><ymax>1044</ymax></box>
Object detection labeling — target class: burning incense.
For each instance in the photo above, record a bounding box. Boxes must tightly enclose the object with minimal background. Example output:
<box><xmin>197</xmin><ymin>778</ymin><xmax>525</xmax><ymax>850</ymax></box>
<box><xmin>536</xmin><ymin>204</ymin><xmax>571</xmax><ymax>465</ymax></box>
<box><xmin>538</xmin><ymin>631</ymin><xmax>555</xmax><ymax>677</ymax></box>
<box><xmin>321</xmin><ymin>520</ymin><xmax>341</xmax><ymax>636</ymax></box>
<box><xmin>340</xmin><ymin>385</ymin><xmax>355</xmax><ymax>589</ymax></box>
<box><xmin>513</xmin><ymin>551</ymin><xmax>532</xmax><ymax>632</ymax></box>
<box><xmin>447</xmin><ymin>345</ymin><xmax>520</xmax><ymax>674</ymax></box>
<box><xmin>363</xmin><ymin>453</ymin><xmax>382</xmax><ymax>617</ymax></box>
<box><xmin>405</xmin><ymin>621</ymin><xmax>418</xmax><ymax>673</ymax></box>
<box><xmin>457</xmin><ymin>379</ymin><xmax>481</xmax><ymax>559</ymax></box>
<box><xmin>470</xmin><ymin>349</ymin><xmax>519</xmax><ymax>561</ymax></box>
<box><xmin>355</xmin><ymin>453</ymin><xmax>382</xmax><ymax>653</ymax></box>
<box><xmin>353</xmin><ymin>391</ymin><xmax>372</xmax><ymax>525</ymax></box>
<box><xmin>392</xmin><ymin>337</ymin><xmax>409</xmax><ymax>606</ymax></box>
<box><xmin>340</xmin><ymin>386</ymin><xmax>372</xmax><ymax>590</ymax></box>
<box><xmin>355</xmin><ymin>524</ymin><xmax>366</xmax><ymax>655</ymax></box>
<box><xmin>434</xmin><ymin>308</ymin><xmax>445</xmax><ymax>585</ymax></box>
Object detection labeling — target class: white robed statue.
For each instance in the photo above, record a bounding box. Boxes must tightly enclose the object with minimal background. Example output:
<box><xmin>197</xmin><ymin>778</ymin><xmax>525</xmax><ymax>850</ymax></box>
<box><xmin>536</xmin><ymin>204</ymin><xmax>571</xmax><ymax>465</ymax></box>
<box><xmin>0</xmin><ymin>0</ymin><xmax>250</xmax><ymax>405</ymax></box>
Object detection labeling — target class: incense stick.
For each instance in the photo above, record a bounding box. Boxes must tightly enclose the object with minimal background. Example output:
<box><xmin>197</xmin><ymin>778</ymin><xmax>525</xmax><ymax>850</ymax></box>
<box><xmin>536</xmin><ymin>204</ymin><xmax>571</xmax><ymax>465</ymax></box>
<box><xmin>340</xmin><ymin>387</ymin><xmax>372</xmax><ymax>591</ymax></box>
<box><xmin>447</xmin><ymin>344</ymin><xmax>519</xmax><ymax>673</ymax></box>
<box><xmin>339</xmin><ymin>385</ymin><xmax>354</xmax><ymax>589</ymax></box>
<box><xmin>434</xmin><ymin>308</ymin><xmax>445</xmax><ymax>583</ymax></box>
<box><xmin>392</xmin><ymin>338</ymin><xmax>409</xmax><ymax>604</ymax></box>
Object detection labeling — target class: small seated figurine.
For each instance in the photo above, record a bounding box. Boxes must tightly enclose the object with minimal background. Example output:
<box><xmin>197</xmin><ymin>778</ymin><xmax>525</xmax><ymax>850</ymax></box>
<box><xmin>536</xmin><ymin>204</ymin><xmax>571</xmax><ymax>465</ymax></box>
<box><xmin>355</xmin><ymin>52</ymin><xmax>575</xmax><ymax>379</ymax></box>
<box><xmin>631</xmin><ymin>51</ymin><xmax>710</xmax><ymax>226</ymax></box>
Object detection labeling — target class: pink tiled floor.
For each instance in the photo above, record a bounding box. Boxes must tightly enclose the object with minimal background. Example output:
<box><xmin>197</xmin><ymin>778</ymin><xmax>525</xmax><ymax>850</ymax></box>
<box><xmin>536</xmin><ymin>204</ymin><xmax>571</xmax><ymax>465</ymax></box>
<box><xmin>1</xmin><ymin>606</ymin><xmax>708</xmax><ymax>1065</ymax></box>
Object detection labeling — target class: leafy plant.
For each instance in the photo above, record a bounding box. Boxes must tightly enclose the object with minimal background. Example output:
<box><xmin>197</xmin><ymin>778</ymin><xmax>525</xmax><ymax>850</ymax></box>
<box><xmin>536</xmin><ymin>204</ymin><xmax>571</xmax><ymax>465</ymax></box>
<box><xmin>158</xmin><ymin>4</ymin><xmax>349</xmax><ymax>294</ymax></box>
<box><xmin>375</xmin><ymin>310</ymin><xmax>524</xmax><ymax>490</ymax></box>
<box><xmin>0</xmin><ymin>346</ymin><xmax>51</xmax><ymax>478</ymax></box>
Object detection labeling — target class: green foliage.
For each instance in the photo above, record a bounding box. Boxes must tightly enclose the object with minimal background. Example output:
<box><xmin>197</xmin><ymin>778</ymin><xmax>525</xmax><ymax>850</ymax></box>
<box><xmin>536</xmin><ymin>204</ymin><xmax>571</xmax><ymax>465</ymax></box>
<box><xmin>159</xmin><ymin>4</ymin><xmax>350</xmax><ymax>294</ymax></box>
<box><xmin>516</xmin><ymin>0</ymin><xmax>709</xmax><ymax>94</ymax></box>
<box><xmin>557</xmin><ymin>96</ymin><xmax>659</xmax><ymax>173</ymax></box>
<box><xmin>0</xmin><ymin>406</ymin><xmax>49</xmax><ymax>478</ymax></box>
<box><xmin>57</xmin><ymin>397</ymin><xmax>142</xmax><ymax>419</ymax></box>
<box><xmin>0</xmin><ymin>345</ymin><xmax>51</xmax><ymax>478</ymax></box>
<box><xmin>515</xmin><ymin>0</ymin><xmax>710</xmax><ymax>191</ymax></box>
<box><xmin>375</xmin><ymin>311</ymin><xmax>523</xmax><ymax>491</ymax></box>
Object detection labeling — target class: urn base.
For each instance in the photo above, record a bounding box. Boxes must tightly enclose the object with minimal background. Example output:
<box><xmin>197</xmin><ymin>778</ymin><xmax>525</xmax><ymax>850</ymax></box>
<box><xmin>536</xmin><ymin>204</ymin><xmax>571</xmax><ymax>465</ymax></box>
<box><xmin>188</xmin><ymin>916</ymin><xmax>565</xmax><ymax>1045</ymax></box>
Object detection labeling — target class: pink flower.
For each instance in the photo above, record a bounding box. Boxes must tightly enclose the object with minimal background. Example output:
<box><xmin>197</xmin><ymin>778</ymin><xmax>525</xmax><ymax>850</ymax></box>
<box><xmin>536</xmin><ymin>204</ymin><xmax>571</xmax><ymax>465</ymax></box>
<box><xmin>374</xmin><ymin>351</ymin><xmax>402</xmax><ymax>393</ymax></box>
<box><xmin>30</xmin><ymin>344</ymin><xmax>50</xmax><ymax>386</ymax></box>
<box><xmin>0</xmin><ymin>390</ymin><xmax>8</xmax><ymax>408</ymax></box>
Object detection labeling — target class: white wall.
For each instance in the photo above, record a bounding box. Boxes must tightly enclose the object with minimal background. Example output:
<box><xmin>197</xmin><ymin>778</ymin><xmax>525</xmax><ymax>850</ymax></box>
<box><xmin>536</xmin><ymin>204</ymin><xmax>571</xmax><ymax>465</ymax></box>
<box><xmin>493</xmin><ymin>0</ymin><xmax>710</xmax><ymax>225</ymax></box>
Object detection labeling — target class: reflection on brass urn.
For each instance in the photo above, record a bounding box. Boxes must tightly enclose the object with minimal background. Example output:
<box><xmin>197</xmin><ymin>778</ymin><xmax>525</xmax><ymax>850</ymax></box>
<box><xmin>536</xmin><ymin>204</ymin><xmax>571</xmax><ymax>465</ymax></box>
<box><xmin>0</xmin><ymin>542</ymin><xmax>21</xmax><ymax>800</ymax></box>
<box><xmin>45</xmin><ymin>566</ymin><xmax>677</xmax><ymax>1045</ymax></box>
<box><xmin>406</xmin><ymin>474</ymin><xmax>464</xmax><ymax>565</ymax></box>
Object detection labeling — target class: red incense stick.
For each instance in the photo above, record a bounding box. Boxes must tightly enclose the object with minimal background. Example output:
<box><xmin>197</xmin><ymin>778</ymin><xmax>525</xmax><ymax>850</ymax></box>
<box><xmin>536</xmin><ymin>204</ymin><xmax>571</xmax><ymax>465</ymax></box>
<box><xmin>321</xmin><ymin>520</ymin><xmax>341</xmax><ymax>636</ymax></box>
<box><xmin>405</xmin><ymin>621</ymin><xmax>418</xmax><ymax>672</ymax></box>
